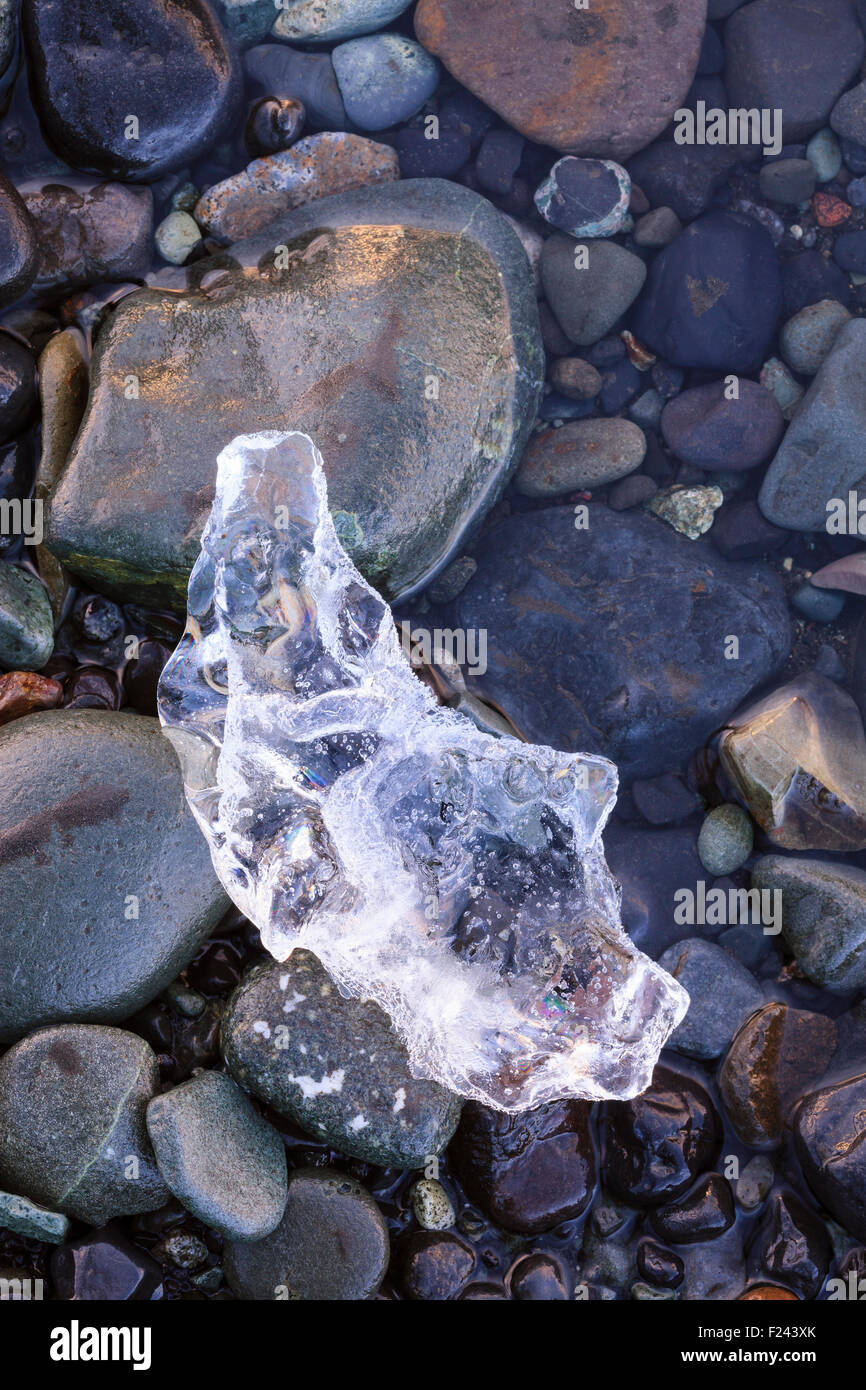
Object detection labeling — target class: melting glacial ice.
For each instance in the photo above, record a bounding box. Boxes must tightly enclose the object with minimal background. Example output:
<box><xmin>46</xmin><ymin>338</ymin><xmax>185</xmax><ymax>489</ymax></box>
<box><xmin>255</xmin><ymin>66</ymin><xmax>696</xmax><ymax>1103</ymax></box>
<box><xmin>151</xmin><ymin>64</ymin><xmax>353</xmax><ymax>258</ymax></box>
<box><xmin>158</xmin><ymin>432</ymin><xmax>688</xmax><ymax>1109</ymax></box>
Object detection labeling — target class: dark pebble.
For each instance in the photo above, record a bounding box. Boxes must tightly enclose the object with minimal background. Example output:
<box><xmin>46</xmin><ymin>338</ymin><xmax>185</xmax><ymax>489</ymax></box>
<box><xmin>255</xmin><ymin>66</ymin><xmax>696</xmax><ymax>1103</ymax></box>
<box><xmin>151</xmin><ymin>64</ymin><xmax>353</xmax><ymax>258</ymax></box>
<box><xmin>781</xmin><ymin>248</ymin><xmax>852</xmax><ymax>316</ymax></box>
<box><xmin>650</xmin><ymin>1173</ymin><xmax>736</xmax><ymax>1245</ymax></box>
<box><xmin>475</xmin><ymin>128</ymin><xmax>524</xmax><ymax>197</ymax></box>
<box><xmin>509</xmin><ymin>1253</ymin><xmax>569</xmax><ymax>1300</ymax></box>
<box><xmin>710</xmin><ymin>499</ymin><xmax>788</xmax><ymax>560</ymax></box>
<box><xmin>394</xmin><ymin>124</ymin><xmax>471</xmax><ymax>178</ymax></box>
<box><xmin>637</xmin><ymin>1238</ymin><xmax>684</xmax><ymax>1289</ymax></box>
<box><xmin>51</xmin><ymin>1224</ymin><xmax>164</xmax><ymax>1301</ymax></box>
<box><xmin>0</xmin><ymin>174</ymin><xmax>38</xmax><ymax>307</ymax></box>
<box><xmin>62</xmin><ymin>665</ymin><xmax>123</xmax><ymax>710</ymax></box>
<box><xmin>244</xmin><ymin>97</ymin><xmax>305</xmax><ymax>158</ymax></box>
<box><xmin>23</xmin><ymin>0</ymin><xmax>241</xmax><ymax>180</ymax></box>
<box><xmin>607</xmin><ymin>473</ymin><xmax>657</xmax><ymax>512</ymax></box>
<box><xmin>633</xmin><ymin>213</ymin><xmax>782</xmax><ymax>372</ymax></box>
<box><xmin>833</xmin><ymin>229</ymin><xmax>866</xmax><ymax>274</ymax></box>
<box><xmin>746</xmin><ymin>1189</ymin><xmax>831</xmax><ymax>1299</ymax></box>
<box><xmin>0</xmin><ymin>332</ymin><xmax>37</xmax><ymax>444</ymax></box>
<box><xmin>602</xmin><ymin>1066</ymin><xmax>722</xmax><ymax>1208</ymax></box>
<box><xmin>449</xmin><ymin>1098</ymin><xmax>596</xmax><ymax>1235</ymax></box>
<box><xmin>795</xmin><ymin>1074</ymin><xmax>866</xmax><ymax>1241</ymax></box>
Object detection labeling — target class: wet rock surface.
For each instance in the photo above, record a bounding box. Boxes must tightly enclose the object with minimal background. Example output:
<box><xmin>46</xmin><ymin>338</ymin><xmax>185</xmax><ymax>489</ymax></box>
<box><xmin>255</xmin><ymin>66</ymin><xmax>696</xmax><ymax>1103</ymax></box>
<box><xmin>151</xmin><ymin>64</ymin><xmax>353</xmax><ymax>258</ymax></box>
<box><xmin>45</xmin><ymin>182</ymin><xmax>542</xmax><ymax>607</ymax></box>
<box><xmin>22</xmin><ymin>0</ymin><xmax>241</xmax><ymax>180</ymax></box>
<box><xmin>425</xmin><ymin>505</ymin><xmax>789</xmax><ymax>781</ymax></box>
<box><xmin>222</xmin><ymin>953</ymin><xmax>462</xmax><ymax>1169</ymax></box>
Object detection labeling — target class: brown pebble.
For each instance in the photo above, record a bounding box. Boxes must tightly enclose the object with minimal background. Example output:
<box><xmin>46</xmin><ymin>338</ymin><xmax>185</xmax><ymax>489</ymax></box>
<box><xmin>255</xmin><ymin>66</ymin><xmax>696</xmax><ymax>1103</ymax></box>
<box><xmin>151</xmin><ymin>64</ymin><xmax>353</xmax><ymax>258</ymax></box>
<box><xmin>0</xmin><ymin>670</ymin><xmax>63</xmax><ymax>727</ymax></box>
<box><xmin>719</xmin><ymin>1002</ymin><xmax>837</xmax><ymax>1148</ymax></box>
<box><xmin>549</xmin><ymin>357</ymin><xmax>602</xmax><ymax>401</ymax></box>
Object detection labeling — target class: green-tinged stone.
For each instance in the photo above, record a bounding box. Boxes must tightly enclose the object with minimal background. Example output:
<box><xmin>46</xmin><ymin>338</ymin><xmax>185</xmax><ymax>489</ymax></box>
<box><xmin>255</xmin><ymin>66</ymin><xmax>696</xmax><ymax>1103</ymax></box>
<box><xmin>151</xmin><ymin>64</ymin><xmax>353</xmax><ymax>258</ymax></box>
<box><xmin>719</xmin><ymin>672</ymin><xmax>866</xmax><ymax>851</ymax></box>
<box><xmin>45</xmin><ymin>180</ymin><xmax>542</xmax><ymax>608</ymax></box>
<box><xmin>0</xmin><ymin>1190</ymin><xmax>69</xmax><ymax>1243</ymax></box>
<box><xmin>146</xmin><ymin>1070</ymin><xmax>288</xmax><ymax>1241</ymax></box>
<box><xmin>752</xmin><ymin>854</ymin><xmax>866</xmax><ymax>992</ymax></box>
<box><xmin>0</xmin><ymin>1024</ymin><xmax>169</xmax><ymax>1225</ymax></box>
<box><xmin>0</xmin><ymin>565</ymin><xmax>53</xmax><ymax>670</ymax></box>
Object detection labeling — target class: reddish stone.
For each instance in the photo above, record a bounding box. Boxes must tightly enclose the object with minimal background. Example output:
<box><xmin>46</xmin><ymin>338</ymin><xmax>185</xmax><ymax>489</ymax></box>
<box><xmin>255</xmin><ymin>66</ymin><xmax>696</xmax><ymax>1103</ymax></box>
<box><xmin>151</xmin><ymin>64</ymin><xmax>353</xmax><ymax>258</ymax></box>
<box><xmin>812</xmin><ymin>193</ymin><xmax>851</xmax><ymax>227</ymax></box>
<box><xmin>414</xmin><ymin>0</ymin><xmax>706</xmax><ymax>161</ymax></box>
<box><xmin>450</xmin><ymin>1098</ymin><xmax>596</xmax><ymax>1234</ymax></box>
<box><xmin>719</xmin><ymin>1003</ymin><xmax>836</xmax><ymax>1148</ymax></box>
<box><xmin>0</xmin><ymin>670</ymin><xmax>63</xmax><ymax>726</ymax></box>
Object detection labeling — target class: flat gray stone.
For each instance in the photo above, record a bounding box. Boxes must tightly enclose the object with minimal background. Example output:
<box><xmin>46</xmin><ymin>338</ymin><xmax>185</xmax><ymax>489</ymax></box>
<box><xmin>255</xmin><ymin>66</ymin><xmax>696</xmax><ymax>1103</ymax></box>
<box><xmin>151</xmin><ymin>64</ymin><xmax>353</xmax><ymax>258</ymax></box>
<box><xmin>146</xmin><ymin>1070</ymin><xmax>287</xmax><ymax>1241</ymax></box>
<box><xmin>0</xmin><ymin>1024</ymin><xmax>169</xmax><ymax>1225</ymax></box>
<box><xmin>659</xmin><ymin>938</ymin><xmax>764</xmax><ymax>1060</ymax></box>
<box><xmin>273</xmin><ymin>0</ymin><xmax>413</xmax><ymax>43</ymax></box>
<box><xmin>760</xmin><ymin>319</ymin><xmax>866</xmax><ymax>530</ymax></box>
<box><xmin>224</xmin><ymin>1166</ymin><xmax>389</xmax><ymax>1300</ymax></box>
<box><xmin>0</xmin><ymin>710</ymin><xmax>228</xmax><ymax>1042</ymax></box>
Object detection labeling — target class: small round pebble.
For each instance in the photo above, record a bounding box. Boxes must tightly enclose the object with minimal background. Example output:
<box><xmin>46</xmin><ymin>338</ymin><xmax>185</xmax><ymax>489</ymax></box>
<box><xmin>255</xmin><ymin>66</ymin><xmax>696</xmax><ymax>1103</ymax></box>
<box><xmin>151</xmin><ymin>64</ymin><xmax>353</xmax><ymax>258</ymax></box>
<box><xmin>806</xmin><ymin>128</ymin><xmax>842</xmax><ymax>183</ymax></box>
<box><xmin>154</xmin><ymin>211</ymin><xmax>202</xmax><ymax>266</ymax></box>
<box><xmin>736</xmin><ymin>1155</ymin><xmax>775</xmax><ymax>1211</ymax></box>
<box><xmin>779</xmin><ymin>299</ymin><xmax>851</xmax><ymax>376</ymax></box>
<box><xmin>634</xmin><ymin>206</ymin><xmax>682</xmax><ymax>248</ymax></box>
<box><xmin>411</xmin><ymin>1178</ymin><xmax>455</xmax><ymax>1231</ymax></box>
<box><xmin>697</xmin><ymin>803</ymin><xmax>754</xmax><ymax>876</ymax></box>
<box><xmin>792</xmin><ymin>581</ymin><xmax>845</xmax><ymax>623</ymax></box>
<box><xmin>549</xmin><ymin>357</ymin><xmax>602</xmax><ymax>402</ymax></box>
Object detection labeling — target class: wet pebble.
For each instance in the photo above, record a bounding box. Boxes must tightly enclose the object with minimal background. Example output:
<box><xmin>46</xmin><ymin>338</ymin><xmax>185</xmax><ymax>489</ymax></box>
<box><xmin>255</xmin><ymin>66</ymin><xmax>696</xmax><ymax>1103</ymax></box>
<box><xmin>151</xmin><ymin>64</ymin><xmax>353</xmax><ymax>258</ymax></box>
<box><xmin>450</xmin><ymin>1098</ymin><xmax>596</xmax><ymax>1235</ymax></box>
<box><xmin>603</xmin><ymin>1066</ymin><xmax>721</xmax><ymax>1208</ymax></box>
<box><xmin>719</xmin><ymin>1003</ymin><xmax>837</xmax><ymax>1148</ymax></box>
<box><xmin>51</xmin><ymin>1225</ymin><xmax>164</xmax><ymax>1301</ymax></box>
<box><xmin>697</xmin><ymin>803</ymin><xmax>754</xmax><ymax>875</ymax></box>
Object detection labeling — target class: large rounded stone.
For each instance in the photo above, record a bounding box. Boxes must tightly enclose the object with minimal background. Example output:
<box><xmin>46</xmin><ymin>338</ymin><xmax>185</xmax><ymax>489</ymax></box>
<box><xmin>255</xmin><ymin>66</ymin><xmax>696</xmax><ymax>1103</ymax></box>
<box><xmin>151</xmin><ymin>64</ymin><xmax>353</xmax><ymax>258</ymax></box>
<box><xmin>759</xmin><ymin>319</ymin><xmax>866</xmax><ymax>530</ymax></box>
<box><xmin>632</xmin><ymin>213</ymin><xmax>782</xmax><ymax>373</ymax></box>
<box><xmin>414</xmin><ymin>0</ymin><xmax>707</xmax><ymax>160</ymax></box>
<box><xmin>224</xmin><ymin>1166</ymin><xmax>389</xmax><ymax>1300</ymax></box>
<box><xmin>0</xmin><ymin>174</ymin><xmax>38</xmax><ymax>307</ymax></box>
<box><xmin>222</xmin><ymin>952</ymin><xmax>461</xmax><ymax>1168</ymax></box>
<box><xmin>795</xmin><ymin>1074</ymin><xmax>866</xmax><ymax>1241</ymax></box>
<box><xmin>22</xmin><ymin>0</ymin><xmax>241</xmax><ymax>180</ymax></box>
<box><xmin>0</xmin><ymin>1024</ymin><xmax>169</xmax><ymax>1225</ymax></box>
<box><xmin>45</xmin><ymin>181</ymin><xmax>542</xmax><ymax>607</ymax></box>
<box><xmin>725</xmin><ymin>0</ymin><xmax>865</xmax><ymax>143</ymax></box>
<box><xmin>424</xmin><ymin>505</ymin><xmax>790</xmax><ymax>782</ymax></box>
<box><xmin>0</xmin><ymin>710</ymin><xmax>228</xmax><ymax>1042</ymax></box>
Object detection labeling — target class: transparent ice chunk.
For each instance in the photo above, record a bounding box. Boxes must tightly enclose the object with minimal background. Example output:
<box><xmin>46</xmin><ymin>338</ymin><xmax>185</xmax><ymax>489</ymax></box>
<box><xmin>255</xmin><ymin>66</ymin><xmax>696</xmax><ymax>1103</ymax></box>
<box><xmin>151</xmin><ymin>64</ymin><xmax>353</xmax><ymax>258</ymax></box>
<box><xmin>158</xmin><ymin>432</ymin><xmax>688</xmax><ymax>1109</ymax></box>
